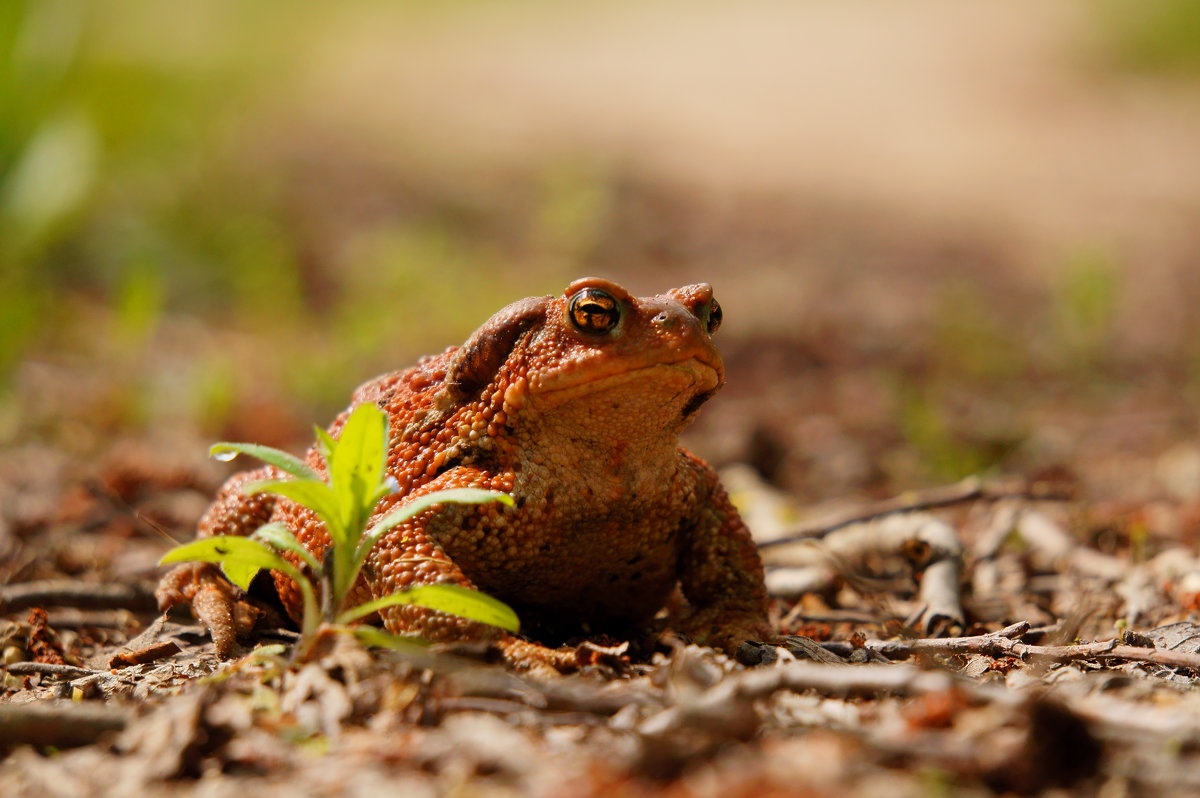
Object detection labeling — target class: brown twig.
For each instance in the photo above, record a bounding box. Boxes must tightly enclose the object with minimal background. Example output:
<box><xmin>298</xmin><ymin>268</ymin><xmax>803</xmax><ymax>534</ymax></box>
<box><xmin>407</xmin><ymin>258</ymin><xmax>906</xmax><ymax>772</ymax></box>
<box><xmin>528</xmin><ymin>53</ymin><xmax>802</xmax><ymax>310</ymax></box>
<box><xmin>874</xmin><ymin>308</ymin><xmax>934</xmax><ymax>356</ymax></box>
<box><xmin>0</xmin><ymin>580</ymin><xmax>158</xmax><ymax>613</ymax></box>
<box><xmin>4</xmin><ymin>662</ymin><xmax>105</xmax><ymax>679</ymax></box>
<box><xmin>42</xmin><ymin>608</ymin><xmax>139</xmax><ymax>630</ymax></box>
<box><xmin>108</xmin><ymin>640</ymin><xmax>183</xmax><ymax>668</ymax></box>
<box><xmin>866</xmin><ymin>622</ymin><xmax>1200</xmax><ymax>673</ymax></box>
<box><xmin>1096</xmin><ymin>645</ymin><xmax>1200</xmax><ymax>673</ymax></box>
<box><xmin>759</xmin><ymin>476</ymin><xmax>1072</xmax><ymax>548</ymax></box>
<box><xmin>0</xmin><ymin>703</ymin><xmax>130</xmax><ymax>748</ymax></box>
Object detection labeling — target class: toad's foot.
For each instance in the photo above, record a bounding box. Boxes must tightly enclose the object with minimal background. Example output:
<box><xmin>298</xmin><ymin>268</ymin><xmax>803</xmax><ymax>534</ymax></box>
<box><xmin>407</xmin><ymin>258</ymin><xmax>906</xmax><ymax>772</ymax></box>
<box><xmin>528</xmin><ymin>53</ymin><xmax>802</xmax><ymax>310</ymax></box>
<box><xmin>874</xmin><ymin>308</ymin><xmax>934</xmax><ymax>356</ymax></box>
<box><xmin>497</xmin><ymin>636</ymin><xmax>631</xmax><ymax>675</ymax></box>
<box><xmin>676</xmin><ymin>609</ymin><xmax>774</xmax><ymax>658</ymax></box>
<box><xmin>156</xmin><ymin>563</ymin><xmax>262</xmax><ymax>658</ymax></box>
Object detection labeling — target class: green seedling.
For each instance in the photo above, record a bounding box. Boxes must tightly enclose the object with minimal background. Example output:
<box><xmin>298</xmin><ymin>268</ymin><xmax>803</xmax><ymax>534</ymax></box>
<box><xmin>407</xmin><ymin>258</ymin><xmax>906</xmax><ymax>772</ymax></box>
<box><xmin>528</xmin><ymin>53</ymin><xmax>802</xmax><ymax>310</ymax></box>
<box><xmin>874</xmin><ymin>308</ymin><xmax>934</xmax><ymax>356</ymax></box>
<box><xmin>160</xmin><ymin>403</ymin><xmax>518</xmax><ymax>652</ymax></box>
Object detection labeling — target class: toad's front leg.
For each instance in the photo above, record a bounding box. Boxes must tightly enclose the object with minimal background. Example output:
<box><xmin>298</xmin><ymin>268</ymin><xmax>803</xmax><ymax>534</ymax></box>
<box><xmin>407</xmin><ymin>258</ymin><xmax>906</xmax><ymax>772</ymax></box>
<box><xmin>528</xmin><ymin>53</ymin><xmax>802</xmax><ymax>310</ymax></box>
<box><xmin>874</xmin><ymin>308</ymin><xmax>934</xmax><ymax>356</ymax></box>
<box><xmin>155</xmin><ymin>467</ymin><xmax>279</xmax><ymax>657</ymax></box>
<box><xmin>675</xmin><ymin>456</ymin><xmax>772</xmax><ymax>654</ymax></box>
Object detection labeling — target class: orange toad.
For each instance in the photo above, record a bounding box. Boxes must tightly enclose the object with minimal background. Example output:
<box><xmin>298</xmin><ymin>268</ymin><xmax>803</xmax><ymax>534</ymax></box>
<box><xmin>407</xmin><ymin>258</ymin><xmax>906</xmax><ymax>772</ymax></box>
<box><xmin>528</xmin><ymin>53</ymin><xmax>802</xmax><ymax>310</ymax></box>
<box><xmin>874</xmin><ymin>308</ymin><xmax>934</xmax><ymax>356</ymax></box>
<box><xmin>158</xmin><ymin>278</ymin><xmax>770</xmax><ymax>669</ymax></box>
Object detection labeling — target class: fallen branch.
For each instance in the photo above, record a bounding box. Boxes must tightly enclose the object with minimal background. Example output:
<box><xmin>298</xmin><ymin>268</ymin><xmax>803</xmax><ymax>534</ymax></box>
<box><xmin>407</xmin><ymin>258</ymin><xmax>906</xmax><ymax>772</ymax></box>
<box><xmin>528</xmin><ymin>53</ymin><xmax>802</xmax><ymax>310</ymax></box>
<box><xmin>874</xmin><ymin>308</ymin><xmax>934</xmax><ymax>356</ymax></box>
<box><xmin>0</xmin><ymin>580</ymin><xmax>158</xmax><ymax>613</ymax></box>
<box><xmin>0</xmin><ymin>702</ymin><xmax>130</xmax><ymax>749</ymax></box>
<box><xmin>4</xmin><ymin>662</ymin><xmax>105</xmax><ymax>679</ymax></box>
<box><xmin>760</xmin><ymin>476</ymin><xmax>1072</xmax><ymax>547</ymax></box>
<box><xmin>866</xmin><ymin>622</ymin><xmax>1200</xmax><ymax>673</ymax></box>
<box><xmin>42</xmin><ymin>609</ymin><xmax>139</xmax><ymax>630</ymax></box>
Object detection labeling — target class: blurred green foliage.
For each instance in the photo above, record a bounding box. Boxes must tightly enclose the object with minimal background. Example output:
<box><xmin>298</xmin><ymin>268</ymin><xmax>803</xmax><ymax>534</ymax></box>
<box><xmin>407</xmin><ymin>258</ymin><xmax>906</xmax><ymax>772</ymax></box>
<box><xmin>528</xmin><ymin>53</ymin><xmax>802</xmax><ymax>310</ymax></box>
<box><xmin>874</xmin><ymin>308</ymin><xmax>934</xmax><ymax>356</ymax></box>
<box><xmin>1100</xmin><ymin>0</ymin><xmax>1200</xmax><ymax>75</ymax></box>
<box><xmin>896</xmin><ymin>384</ymin><xmax>991</xmax><ymax>483</ymax></box>
<box><xmin>0</xmin><ymin>1</ymin><xmax>584</xmax><ymax>435</ymax></box>
<box><xmin>929</xmin><ymin>281</ymin><xmax>1025</xmax><ymax>383</ymax></box>
<box><xmin>1</xmin><ymin>0</ymin><xmax>296</xmax><ymax>377</ymax></box>
<box><xmin>1052</xmin><ymin>249</ymin><xmax>1119</xmax><ymax>374</ymax></box>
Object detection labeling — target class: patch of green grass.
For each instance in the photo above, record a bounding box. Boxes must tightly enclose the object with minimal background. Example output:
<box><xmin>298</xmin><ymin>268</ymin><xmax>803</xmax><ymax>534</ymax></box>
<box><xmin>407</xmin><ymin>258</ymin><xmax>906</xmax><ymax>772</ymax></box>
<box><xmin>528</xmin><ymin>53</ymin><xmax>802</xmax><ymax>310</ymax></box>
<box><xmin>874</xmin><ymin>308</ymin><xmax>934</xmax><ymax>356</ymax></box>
<box><xmin>161</xmin><ymin>402</ymin><xmax>518</xmax><ymax>656</ymax></box>
<box><xmin>0</xmin><ymin>1</ymin><xmax>319</xmax><ymax>378</ymax></box>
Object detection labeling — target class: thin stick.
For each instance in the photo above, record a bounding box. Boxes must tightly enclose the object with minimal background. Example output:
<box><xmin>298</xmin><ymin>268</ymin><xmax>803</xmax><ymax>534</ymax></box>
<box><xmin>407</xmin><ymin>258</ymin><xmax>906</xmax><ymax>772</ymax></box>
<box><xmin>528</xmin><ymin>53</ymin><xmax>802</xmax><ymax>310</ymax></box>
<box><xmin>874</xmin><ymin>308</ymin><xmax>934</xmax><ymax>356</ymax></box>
<box><xmin>4</xmin><ymin>662</ymin><xmax>105</xmax><ymax>679</ymax></box>
<box><xmin>866</xmin><ymin>623</ymin><xmax>1200</xmax><ymax>672</ymax></box>
<box><xmin>0</xmin><ymin>703</ymin><xmax>129</xmax><ymax>748</ymax></box>
<box><xmin>0</xmin><ymin>580</ymin><xmax>157</xmax><ymax>613</ymax></box>
<box><xmin>760</xmin><ymin>476</ymin><xmax>1072</xmax><ymax>548</ymax></box>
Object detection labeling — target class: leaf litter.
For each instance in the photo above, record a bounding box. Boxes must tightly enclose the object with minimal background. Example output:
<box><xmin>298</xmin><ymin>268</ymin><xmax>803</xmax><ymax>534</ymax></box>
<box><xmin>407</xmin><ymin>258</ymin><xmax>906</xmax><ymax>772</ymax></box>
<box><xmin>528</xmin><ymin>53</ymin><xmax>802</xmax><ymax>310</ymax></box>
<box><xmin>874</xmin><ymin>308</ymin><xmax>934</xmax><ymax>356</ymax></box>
<box><xmin>6</xmin><ymin>426</ymin><xmax>1200</xmax><ymax>798</ymax></box>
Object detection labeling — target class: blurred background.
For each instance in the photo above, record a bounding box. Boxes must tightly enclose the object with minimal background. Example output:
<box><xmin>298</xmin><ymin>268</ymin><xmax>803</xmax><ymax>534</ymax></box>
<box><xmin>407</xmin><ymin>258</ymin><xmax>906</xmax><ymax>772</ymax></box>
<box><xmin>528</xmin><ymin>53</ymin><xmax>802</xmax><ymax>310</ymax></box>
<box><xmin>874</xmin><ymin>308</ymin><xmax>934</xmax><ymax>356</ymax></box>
<box><xmin>4</xmin><ymin>0</ymin><xmax>1200</xmax><ymax>513</ymax></box>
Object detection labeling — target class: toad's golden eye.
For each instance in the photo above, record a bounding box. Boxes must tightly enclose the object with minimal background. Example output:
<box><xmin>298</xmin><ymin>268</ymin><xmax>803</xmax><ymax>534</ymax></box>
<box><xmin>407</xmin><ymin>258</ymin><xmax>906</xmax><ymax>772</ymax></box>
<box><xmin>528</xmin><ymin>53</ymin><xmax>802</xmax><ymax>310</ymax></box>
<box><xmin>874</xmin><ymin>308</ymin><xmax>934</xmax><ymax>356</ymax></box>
<box><xmin>707</xmin><ymin>298</ymin><xmax>722</xmax><ymax>335</ymax></box>
<box><xmin>569</xmin><ymin>288</ymin><xmax>620</xmax><ymax>334</ymax></box>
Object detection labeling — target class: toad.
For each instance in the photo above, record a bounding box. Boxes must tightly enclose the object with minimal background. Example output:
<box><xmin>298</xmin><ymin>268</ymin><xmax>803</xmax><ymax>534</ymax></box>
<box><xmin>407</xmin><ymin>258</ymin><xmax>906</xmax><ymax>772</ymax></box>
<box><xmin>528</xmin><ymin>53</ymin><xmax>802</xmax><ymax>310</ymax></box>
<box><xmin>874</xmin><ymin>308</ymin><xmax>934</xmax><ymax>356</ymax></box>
<box><xmin>158</xmin><ymin>278</ymin><xmax>771</xmax><ymax>669</ymax></box>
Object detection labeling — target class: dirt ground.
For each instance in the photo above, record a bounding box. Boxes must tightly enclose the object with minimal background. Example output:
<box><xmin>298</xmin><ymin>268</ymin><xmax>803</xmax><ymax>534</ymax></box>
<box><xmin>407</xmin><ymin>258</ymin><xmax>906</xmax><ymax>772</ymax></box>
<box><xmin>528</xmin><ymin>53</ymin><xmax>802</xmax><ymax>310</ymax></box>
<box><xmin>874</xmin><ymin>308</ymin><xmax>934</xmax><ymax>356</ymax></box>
<box><xmin>5</xmin><ymin>1</ymin><xmax>1200</xmax><ymax>795</ymax></box>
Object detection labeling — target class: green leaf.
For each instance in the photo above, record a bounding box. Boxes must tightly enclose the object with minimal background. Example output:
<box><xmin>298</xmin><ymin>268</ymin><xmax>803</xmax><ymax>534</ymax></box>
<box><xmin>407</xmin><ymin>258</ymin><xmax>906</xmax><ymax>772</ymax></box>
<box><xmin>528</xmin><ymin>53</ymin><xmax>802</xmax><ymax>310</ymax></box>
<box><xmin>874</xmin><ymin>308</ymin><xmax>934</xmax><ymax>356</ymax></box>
<box><xmin>313</xmin><ymin>425</ymin><xmax>338</xmax><ymax>471</ymax></box>
<box><xmin>221</xmin><ymin>561</ymin><xmax>260</xmax><ymax>591</ymax></box>
<box><xmin>361</xmin><ymin>489</ymin><xmax>513</xmax><ymax>551</ymax></box>
<box><xmin>329</xmin><ymin>403</ymin><xmax>388</xmax><ymax>536</ymax></box>
<box><xmin>344</xmin><ymin>626</ymin><xmax>431</xmax><ymax>652</ymax></box>
<box><xmin>344</xmin><ymin>489</ymin><xmax>513</xmax><ymax>608</ymax></box>
<box><xmin>252</xmin><ymin>522</ymin><xmax>321</xmax><ymax>573</ymax></box>
<box><xmin>244</xmin><ymin>479</ymin><xmax>343</xmax><ymax>545</ymax></box>
<box><xmin>161</xmin><ymin>535</ymin><xmax>321</xmax><ymax>640</ymax></box>
<box><xmin>160</xmin><ymin>535</ymin><xmax>295</xmax><ymax>572</ymax></box>
<box><xmin>336</xmin><ymin>584</ymin><xmax>520</xmax><ymax>632</ymax></box>
<box><xmin>247</xmin><ymin>643</ymin><xmax>289</xmax><ymax>660</ymax></box>
<box><xmin>210</xmin><ymin>442</ymin><xmax>319</xmax><ymax>481</ymax></box>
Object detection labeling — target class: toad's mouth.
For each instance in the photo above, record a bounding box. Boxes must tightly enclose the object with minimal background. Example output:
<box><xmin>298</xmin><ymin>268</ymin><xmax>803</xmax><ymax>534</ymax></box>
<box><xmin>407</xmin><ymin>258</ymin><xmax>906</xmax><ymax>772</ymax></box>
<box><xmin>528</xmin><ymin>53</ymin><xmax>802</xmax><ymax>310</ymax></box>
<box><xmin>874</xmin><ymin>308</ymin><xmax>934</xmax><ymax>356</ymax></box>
<box><xmin>525</xmin><ymin>357</ymin><xmax>722</xmax><ymax>411</ymax></box>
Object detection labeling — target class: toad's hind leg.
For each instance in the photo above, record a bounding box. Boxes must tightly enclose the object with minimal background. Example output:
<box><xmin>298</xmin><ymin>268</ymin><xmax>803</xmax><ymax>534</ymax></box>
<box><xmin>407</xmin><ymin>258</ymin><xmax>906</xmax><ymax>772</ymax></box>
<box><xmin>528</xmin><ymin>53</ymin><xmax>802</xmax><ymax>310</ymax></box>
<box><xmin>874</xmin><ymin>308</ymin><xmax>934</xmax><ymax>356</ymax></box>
<box><xmin>155</xmin><ymin>467</ymin><xmax>279</xmax><ymax>657</ymax></box>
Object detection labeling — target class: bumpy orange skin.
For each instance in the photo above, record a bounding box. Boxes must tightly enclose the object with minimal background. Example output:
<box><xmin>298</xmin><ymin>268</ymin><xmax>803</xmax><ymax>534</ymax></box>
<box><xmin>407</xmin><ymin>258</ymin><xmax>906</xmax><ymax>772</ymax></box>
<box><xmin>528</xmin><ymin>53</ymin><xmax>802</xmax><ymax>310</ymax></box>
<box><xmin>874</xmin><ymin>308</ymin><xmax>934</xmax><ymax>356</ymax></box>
<box><xmin>160</xmin><ymin>278</ymin><xmax>770</xmax><ymax>667</ymax></box>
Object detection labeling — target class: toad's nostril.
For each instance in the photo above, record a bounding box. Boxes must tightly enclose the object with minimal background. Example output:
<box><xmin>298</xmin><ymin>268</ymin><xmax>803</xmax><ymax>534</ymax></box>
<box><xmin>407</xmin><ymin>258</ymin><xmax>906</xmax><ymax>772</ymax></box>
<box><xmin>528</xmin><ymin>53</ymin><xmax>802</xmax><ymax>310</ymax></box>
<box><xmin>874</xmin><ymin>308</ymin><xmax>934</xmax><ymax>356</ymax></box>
<box><xmin>653</xmin><ymin>311</ymin><xmax>674</xmax><ymax>328</ymax></box>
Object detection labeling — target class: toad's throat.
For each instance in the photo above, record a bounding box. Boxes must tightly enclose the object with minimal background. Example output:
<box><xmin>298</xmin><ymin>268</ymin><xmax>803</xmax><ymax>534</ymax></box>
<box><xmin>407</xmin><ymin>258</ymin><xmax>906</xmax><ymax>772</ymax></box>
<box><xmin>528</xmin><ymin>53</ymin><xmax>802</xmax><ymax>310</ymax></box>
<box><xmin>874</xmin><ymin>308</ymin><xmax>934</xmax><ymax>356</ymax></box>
<box><xmin>508</xmin><ymin>359</ymin><xmax>720</xmax><ymax>480</ymax></box>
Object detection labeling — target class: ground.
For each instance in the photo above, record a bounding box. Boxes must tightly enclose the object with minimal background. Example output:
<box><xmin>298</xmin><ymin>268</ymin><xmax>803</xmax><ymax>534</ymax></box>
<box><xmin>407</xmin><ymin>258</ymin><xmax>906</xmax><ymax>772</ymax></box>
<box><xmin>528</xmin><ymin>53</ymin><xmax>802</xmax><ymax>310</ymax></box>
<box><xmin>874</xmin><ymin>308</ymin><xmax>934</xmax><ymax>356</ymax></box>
<box><xmin>5</xmin><ymin>1</ymin><xmax>1200</xmax><ymax>795</ymax></box>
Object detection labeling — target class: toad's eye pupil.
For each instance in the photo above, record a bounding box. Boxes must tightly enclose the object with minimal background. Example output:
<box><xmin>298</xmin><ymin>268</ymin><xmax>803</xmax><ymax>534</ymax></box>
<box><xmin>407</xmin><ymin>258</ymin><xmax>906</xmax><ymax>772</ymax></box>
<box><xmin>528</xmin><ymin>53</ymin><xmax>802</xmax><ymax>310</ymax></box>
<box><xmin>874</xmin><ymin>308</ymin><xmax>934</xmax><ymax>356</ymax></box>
<box><xmin>707</xmin><ymin>299</ymin><xmax>722</xmax><ymax>334</ymax></box>
<box><xmin>569</xmin><ymin>288</ymin><xmax>620</xmax><ymax>333</ymax></box>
